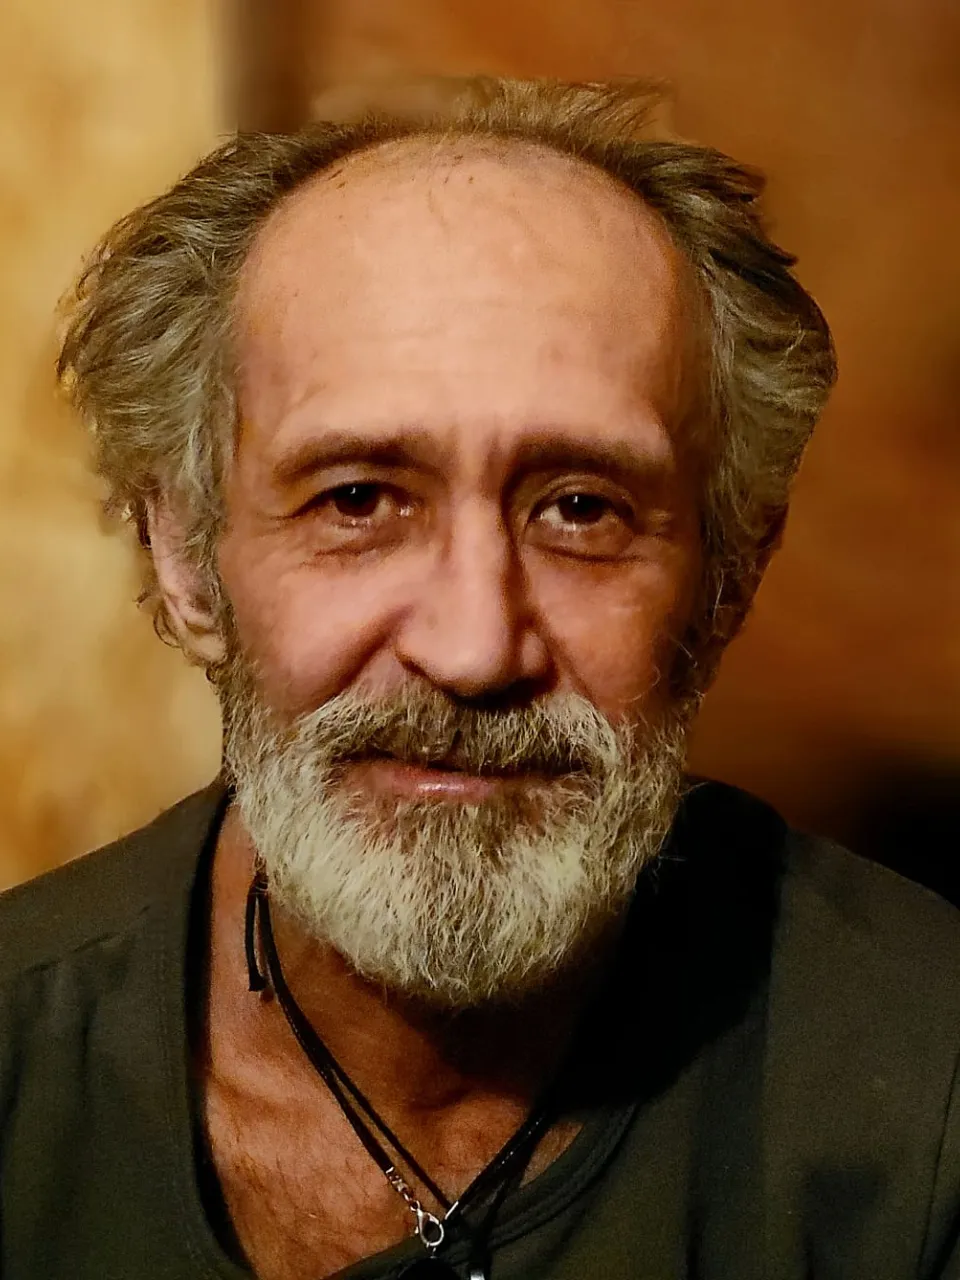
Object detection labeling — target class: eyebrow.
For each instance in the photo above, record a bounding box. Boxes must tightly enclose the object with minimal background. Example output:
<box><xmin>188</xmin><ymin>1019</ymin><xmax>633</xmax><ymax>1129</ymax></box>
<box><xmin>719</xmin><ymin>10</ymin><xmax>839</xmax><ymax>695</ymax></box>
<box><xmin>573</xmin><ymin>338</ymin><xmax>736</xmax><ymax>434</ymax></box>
<box><xmin>266</xmin><ymin>424</ymin><xmax>674</xmax><ymax>493</ymax></box>
<box><xmin>267</xmin><ymin>428</ymin><xmax>447</xmax><ymax>487</ymax></box>
<box><xmin>506</xmin><ymin>434</ymin><xmax>673</xmax><ymax>490</ymax></box>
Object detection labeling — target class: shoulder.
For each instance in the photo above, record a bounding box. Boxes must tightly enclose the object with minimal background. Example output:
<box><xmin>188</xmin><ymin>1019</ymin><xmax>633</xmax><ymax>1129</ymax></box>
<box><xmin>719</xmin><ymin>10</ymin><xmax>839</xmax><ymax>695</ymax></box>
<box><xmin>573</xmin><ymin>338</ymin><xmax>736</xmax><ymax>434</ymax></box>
<box><xmin>669</xmin><ymin>777</ymin><xmax>960</xmax><ymax>1085</ymax></box>
<box><xmin>771</xmin><ymin>817</ymin><xmax>960</xmax><ymax>1124</ymax></box>
<box><xmin>656</xmin><ymin>780</ymin><xmax>960</xmax><ymax>1276</ymax></box>
<box><xmin>673</xmin><ymin>780</ymin><xmax>960</xmax><ymax>1266</ymax></box>
<box><xmin>677</xmin><ymin>775</ymin><xmax>960</xmax><ymax>980</ymax></box>
<box><xmin>781</xmin><ymin>819</ymin><xmax>960</xmax><ymax>984</ymax></box>
<box><xmin>0</xmin><ymin>783</ymin><xmax>227</xmax><ymax>985</ymax></box>
<box><xmin>705</xmin><ymin>782</ymin><xmax>960</xmax><ymax>1269</ymax></box>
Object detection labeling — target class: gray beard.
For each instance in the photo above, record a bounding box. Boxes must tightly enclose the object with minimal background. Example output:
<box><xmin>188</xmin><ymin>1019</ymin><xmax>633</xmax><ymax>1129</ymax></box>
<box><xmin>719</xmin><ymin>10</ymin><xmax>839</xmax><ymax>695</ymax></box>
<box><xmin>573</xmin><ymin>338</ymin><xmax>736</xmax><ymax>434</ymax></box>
<box><xmin>222</xmin><ymin>667</ymin><xmax>692</xmax><ymax>1010</ymax></box>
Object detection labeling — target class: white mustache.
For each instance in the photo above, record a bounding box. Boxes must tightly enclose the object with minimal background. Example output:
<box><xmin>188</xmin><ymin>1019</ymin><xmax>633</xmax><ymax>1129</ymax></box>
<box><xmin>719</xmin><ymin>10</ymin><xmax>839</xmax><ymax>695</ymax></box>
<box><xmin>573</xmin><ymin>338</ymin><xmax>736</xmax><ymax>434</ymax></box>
<box><xmin>256</xmin><ymin>685</ymin><xmax>633</xmax><ymax>782</ymax></box>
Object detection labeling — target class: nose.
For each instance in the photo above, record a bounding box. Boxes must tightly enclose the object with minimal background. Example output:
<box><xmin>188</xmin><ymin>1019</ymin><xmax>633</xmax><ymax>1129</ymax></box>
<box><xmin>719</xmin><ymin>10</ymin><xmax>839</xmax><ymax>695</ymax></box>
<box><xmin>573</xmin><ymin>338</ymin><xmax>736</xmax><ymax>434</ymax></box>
<box><xmin>393</xmin><ymin>505</ymin><xmax>551</xmax><ymax>701</ymax></box>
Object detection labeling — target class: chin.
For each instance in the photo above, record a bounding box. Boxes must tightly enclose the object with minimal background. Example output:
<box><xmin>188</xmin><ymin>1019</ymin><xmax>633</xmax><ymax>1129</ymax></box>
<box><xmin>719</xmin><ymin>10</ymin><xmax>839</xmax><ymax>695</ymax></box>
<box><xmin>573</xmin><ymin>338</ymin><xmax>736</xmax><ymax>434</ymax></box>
<box><xmin>241</xmin><ymin>772</ymin><xmax>676</xmax><ymax>1011</ymax></box>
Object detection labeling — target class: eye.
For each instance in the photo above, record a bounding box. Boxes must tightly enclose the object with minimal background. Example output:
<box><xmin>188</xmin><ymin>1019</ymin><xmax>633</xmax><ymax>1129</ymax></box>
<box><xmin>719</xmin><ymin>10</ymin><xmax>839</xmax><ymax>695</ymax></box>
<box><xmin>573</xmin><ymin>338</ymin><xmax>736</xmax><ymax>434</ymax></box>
<box><xmin>328</xmin><ymin>482</ymin><xmax>386</xmax><ymax>520</ymax></box>
<box><xmin>299</xmin><ymin>480</ymin><xmax>415</xmax><ymax>554</ymax></box>
<box><xmin>530</xmin><ymin>489</ymin><xmax>637</xmax><ymax>559</ymax></box>
<box><xmin>545</xmin><ymin>493</ymin><xmax>613</xmax><ymax>527</ymax></box>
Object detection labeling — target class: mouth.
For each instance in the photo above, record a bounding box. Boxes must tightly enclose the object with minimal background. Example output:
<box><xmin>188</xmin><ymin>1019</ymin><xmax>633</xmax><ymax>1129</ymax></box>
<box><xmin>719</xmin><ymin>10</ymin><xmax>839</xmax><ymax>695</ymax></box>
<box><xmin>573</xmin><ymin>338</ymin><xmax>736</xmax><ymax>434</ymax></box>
<box><xmin>335</xmin><ymin>750</ymin><xmax>573</xmax><ymax>803</ymax></box>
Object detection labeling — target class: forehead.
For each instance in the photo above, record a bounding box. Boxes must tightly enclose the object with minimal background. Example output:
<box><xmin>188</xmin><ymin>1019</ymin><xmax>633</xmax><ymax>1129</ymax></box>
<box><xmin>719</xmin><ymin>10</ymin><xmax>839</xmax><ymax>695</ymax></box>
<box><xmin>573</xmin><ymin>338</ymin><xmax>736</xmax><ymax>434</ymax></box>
<box><xmin>234</xmin><ymin>137</ymin><xmax>695</xmax><ymax>468</ymax></box>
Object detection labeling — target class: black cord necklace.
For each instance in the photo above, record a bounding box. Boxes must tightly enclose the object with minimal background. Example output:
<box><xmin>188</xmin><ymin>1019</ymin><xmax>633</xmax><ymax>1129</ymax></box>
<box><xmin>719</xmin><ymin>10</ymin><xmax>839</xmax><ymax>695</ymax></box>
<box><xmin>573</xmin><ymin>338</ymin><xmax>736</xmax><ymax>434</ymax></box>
<box><xmin>245</xmin><ymin>869</ymin><xmax>557</xmax><ymax>1278</ymax></box>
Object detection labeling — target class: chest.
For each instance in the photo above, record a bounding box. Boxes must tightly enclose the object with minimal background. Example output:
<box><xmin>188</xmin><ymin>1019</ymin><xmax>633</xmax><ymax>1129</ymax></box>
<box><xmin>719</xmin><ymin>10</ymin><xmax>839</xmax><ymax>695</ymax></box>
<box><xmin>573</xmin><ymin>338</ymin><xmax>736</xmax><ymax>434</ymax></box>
<box><xmin>202</xmin><ymin>1071</ymin><xmax>582</xmax><ymax>1280</ymax></box>
<box><xmin>204</xmin><ymin>1074</ymin><xmax>425</xmax><ymax>1280</ymax></box>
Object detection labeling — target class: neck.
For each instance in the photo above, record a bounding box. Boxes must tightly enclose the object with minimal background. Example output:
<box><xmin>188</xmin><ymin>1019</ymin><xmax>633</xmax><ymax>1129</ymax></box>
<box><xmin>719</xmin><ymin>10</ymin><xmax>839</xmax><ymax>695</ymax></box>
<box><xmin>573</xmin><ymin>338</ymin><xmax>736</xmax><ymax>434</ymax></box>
<box><xmin>206</xmin><ymin>803</ymin><xmax>619</xmax><ymax>1134</ymax></box>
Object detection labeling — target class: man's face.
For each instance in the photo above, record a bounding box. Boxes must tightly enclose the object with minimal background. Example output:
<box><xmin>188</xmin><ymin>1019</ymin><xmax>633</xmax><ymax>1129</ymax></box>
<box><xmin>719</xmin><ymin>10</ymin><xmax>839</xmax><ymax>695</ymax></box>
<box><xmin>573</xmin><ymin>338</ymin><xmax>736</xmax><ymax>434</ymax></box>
<box><xmin>214</xmin><ymin>139</ymin><xmax>704</xmax><ymax>1005</ymax></box>
<box><xmin>222</xmin><ymin>139</ymin><xmax>701</xmax><ymax>733</ymax></box>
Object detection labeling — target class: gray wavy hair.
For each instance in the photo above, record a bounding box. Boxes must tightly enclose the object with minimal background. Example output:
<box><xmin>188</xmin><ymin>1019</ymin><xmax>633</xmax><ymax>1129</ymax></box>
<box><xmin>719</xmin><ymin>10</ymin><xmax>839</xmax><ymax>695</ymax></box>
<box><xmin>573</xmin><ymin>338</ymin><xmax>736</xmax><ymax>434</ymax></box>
<box><xmin>56</xmin><ymin>76</ymin><xmax>836</xmax><ymax>695</ymax></box>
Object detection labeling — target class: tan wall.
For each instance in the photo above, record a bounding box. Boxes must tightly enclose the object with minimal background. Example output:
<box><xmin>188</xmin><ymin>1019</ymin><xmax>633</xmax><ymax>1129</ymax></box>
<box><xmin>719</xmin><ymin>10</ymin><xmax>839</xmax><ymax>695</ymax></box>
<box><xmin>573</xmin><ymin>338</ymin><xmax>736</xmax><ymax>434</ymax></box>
<box><xmin>0</xmin><ymin>0</ymin><xmax>223</xmax><ymax>887</ymax></box>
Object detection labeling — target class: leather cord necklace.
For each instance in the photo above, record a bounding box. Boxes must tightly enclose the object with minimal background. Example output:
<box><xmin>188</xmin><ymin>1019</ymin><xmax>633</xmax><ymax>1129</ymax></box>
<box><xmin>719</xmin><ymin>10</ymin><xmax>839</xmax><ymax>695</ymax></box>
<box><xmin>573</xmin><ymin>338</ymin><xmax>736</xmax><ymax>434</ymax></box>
<box><xmin>245</xmin><ymin>869</ymin><xmax>557</xmax><ymax>1278</ymax></box>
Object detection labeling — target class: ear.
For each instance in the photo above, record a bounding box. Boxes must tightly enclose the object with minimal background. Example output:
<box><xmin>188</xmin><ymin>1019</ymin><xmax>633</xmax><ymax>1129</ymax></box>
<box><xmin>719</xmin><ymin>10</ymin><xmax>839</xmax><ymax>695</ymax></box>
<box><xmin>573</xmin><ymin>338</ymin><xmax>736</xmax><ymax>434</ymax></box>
<box><xmin>146</xmin><ymin>497</ymin><xmax>227</xmax><ymax>667</ymax></box>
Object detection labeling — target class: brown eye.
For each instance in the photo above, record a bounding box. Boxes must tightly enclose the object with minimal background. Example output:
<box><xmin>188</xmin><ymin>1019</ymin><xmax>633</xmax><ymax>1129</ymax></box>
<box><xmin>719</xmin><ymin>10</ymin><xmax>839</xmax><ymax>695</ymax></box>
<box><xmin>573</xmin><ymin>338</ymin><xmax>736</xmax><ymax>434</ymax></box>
<box><xmin>553</xmin><ymin>493</ymin><xmax>610</xmax><ymax>525</ymax></box>
<box><xmin>530</xmin><ymin>488</ymin><xmax>638</xmax><ymax>559</ymax></box>
<box><xmin>330</xmin><ymin>483</ymin><xmax>382</xmax><ymax>518</ymax></box>
<box><xmin>299</xmin><ymin>479</ymin><xmax>415</xmax><ymax>554</ymax></box>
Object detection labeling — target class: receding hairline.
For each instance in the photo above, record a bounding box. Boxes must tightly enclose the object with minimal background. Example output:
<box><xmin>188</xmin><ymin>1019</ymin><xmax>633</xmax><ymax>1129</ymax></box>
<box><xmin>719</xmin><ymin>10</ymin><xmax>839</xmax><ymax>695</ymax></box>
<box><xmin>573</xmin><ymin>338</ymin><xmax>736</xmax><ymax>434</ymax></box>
<box><xmin>240</xmin><ymin>129</ymin><xmax>686</xmax><ymax>289</ymax></box>
<box><xmin>233</xmin><ymin>129</ymin><xmax>707</xmax><ymax>456</ymax></box>
<box><xmin>235</xmin><ymin>129</ymin><xmax>703</xmax><ymax>410</ymax></box>
<box><xmin>278</xmin><ymin>128</ymin><xmax>657</xmax><ymax>196</ymax></box>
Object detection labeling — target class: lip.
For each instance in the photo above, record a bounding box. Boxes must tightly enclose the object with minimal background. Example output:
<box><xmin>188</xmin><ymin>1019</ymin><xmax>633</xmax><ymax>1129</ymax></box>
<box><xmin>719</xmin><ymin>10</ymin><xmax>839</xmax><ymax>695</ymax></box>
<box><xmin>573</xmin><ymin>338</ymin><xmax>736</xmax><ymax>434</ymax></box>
<box><xmin>340</xmin><ymin>757</ymin><xmax>530</xmax><ymax>802</ymax></box>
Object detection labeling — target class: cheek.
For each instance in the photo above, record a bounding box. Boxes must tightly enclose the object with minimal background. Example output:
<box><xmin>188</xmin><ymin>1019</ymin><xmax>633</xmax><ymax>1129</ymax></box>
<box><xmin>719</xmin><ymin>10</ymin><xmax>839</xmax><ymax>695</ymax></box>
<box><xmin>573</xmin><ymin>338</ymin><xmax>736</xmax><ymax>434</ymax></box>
<box><xmin>525</xmin><ymin>550</ymin><xmax>699</xmax><ymax>722</ymax></box>
<box><xmin>217</xmin><ymin>536</ymin><xmax>409</xmax><ymax>715</ymax></box>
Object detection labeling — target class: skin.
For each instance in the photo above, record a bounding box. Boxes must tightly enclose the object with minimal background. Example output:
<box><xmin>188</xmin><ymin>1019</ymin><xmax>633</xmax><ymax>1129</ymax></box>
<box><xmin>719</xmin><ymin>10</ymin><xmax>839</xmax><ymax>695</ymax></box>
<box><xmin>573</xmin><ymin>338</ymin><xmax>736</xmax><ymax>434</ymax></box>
<box><xmin>150</xmin><ymin>138</ymin><xmax>705</xmax><ymax>1280</ymax></box>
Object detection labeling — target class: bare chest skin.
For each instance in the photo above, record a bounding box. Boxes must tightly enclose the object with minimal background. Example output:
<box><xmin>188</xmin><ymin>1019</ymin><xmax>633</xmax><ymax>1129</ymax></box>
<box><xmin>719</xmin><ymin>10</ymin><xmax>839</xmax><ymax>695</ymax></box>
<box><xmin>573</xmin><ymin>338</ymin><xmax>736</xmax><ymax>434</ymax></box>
<box><xmin>203</xmin><ymin>1061</ymin><xmax>417</xmax><ymax>1280</ymax></box>
<box><xmin>201</xmin><ymin>1050</ymin><xmax>581</xmax><ymax>1280</ymax></box>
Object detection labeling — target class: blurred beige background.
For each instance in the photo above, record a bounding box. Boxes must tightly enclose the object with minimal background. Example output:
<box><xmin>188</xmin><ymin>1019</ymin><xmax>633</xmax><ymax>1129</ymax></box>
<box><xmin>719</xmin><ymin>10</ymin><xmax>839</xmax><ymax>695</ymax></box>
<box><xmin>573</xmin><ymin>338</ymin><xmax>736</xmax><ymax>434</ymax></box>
<box><xmin>0</xmin><ymin>0</ymin><xmax>223</xmax><ymax>887</ymax></box>
<box><xmin>2</xmin><ymin>0</ymin><xmax>958</xmax><ymax>893</ymax></box>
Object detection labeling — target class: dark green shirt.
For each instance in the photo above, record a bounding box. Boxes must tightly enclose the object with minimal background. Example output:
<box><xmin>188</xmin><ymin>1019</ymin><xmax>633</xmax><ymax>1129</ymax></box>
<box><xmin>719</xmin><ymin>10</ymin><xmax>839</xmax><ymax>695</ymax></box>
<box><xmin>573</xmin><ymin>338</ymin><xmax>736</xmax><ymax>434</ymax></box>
<box><xmin>1</xmin><ymin>780</ymin><xmax>959</xmax><ymax>1279</ymax></box>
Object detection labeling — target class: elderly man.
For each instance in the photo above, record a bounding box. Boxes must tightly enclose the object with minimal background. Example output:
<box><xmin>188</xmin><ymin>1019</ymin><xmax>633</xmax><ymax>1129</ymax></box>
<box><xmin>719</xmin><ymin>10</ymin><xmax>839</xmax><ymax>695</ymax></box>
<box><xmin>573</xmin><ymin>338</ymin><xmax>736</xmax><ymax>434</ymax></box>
<box><xmin>1</xmin><ymin>77</ymin><xmax>958</xmax><ymax>1280</ymax></box>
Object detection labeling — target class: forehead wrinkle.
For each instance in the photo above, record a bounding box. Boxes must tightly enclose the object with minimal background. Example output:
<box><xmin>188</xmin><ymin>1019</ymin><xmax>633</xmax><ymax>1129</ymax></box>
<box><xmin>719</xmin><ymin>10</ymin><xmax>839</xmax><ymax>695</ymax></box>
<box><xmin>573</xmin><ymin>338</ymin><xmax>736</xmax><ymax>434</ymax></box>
<box><xmin>240</xmin><ymin>133</ymin><xmax>680</xmax><ymax>312</ymax></box>
<box><xmin>234</xmin><ymin>133</ymin><xmax>702</xmax><ymax>467</ymax></box>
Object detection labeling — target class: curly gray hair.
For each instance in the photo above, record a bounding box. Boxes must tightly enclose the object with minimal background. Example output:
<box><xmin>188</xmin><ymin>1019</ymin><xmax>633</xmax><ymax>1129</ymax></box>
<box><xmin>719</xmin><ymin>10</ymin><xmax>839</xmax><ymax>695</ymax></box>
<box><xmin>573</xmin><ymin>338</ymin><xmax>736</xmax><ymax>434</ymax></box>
<box><xmin>56</xmin><ymin>76</ymin><xmax>836</xmax><ymax>695</ymax></box>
